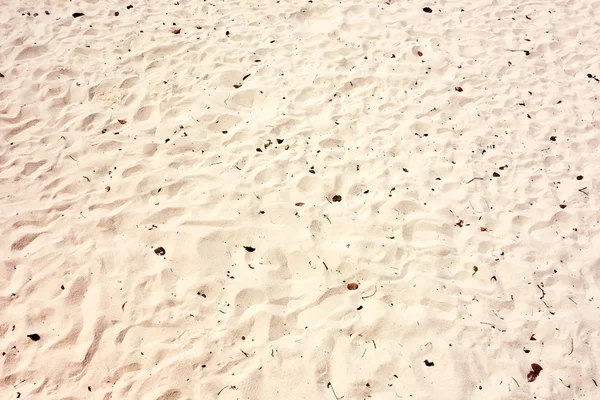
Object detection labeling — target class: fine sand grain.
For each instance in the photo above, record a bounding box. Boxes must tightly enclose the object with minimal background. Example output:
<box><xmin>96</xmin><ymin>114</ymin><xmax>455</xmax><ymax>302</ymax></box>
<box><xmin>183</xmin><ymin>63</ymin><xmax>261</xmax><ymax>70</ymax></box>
<box><xmin>1</xmin><ymin>1</ymin><xmax>600</xmax><ymax>399</ymax></box>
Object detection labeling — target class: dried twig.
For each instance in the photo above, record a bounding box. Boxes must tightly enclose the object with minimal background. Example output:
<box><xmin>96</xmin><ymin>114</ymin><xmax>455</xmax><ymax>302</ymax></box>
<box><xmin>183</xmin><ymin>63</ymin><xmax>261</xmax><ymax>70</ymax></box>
<box><xmin>506</xmin><ymin>49</ymin><xmax>531</xmax><ymax>55</ymax></box>
<box><xmin>466</xmin><ymin>177</ymin><xmax>483</xmax><ymax>184</ymax></box>
<box><xmin>361</xmin><ymin>286</ymin><xmax>377</xmax><ymax>300</ymax></box>
<box><xmin>469</xmin><ymin>200</ymin><xmax>481</xmax><ymax>213</ymax></box>
<box><xmin>537</xmin><ymin>284</ymin><xmax>545</xmax><ymax>300</ymax></box>
<box><xmin>541</xmin><ymin>299</ymin><xmax>551</xmax><ymax>309</ymax></box>
<box><xmin>559</xmin><ymin>378</ymin><xmax>571</xmax><ymax>388</ymax></box>
<box><xmin>217</xmin><ymin>386</ymin><xmax>228</xmax><ymax>396</ymax></box>
<box><xmin>327</xmin><ymin>382</ymin><xmax>344</xmax><ymax>400</ymax></box>
<box><xmin>569</xmin><ymin>338</ymin><xmax>574</xmax><ymax>355</ymax></box>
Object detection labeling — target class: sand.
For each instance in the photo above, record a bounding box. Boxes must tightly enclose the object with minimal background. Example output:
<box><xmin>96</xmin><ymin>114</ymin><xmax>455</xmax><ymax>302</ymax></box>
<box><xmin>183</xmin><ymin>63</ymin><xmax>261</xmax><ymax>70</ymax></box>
<box><xmin>1</xmin><ymin>0</ymin><xmax>600</xmax><ymax>399</ymax></box>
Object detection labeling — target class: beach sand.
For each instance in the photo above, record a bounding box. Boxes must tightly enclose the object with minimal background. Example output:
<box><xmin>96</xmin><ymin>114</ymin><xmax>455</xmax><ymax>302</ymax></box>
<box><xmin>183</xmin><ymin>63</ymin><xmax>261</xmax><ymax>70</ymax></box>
<box><xmin>1</xmin><ymin>1</ymin><xmax>599</xmax><ymax>399</ymax></box>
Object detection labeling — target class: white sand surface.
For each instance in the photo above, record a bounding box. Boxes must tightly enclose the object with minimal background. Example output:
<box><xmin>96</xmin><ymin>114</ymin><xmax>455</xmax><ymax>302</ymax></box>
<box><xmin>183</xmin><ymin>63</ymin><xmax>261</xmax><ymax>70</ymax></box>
<box><xmin>1</xmin><ymin>0</ymin><xmax>600</xmax><ymax>399</ymax></box>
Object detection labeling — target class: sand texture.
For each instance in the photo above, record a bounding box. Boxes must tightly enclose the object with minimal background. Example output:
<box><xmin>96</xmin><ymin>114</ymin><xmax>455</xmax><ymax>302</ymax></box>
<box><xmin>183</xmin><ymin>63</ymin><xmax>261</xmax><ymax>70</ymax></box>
<box><xmin>1</xmin><ymin>0</ymin><xmax>600</xmax><ymax>399</ymax></box>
